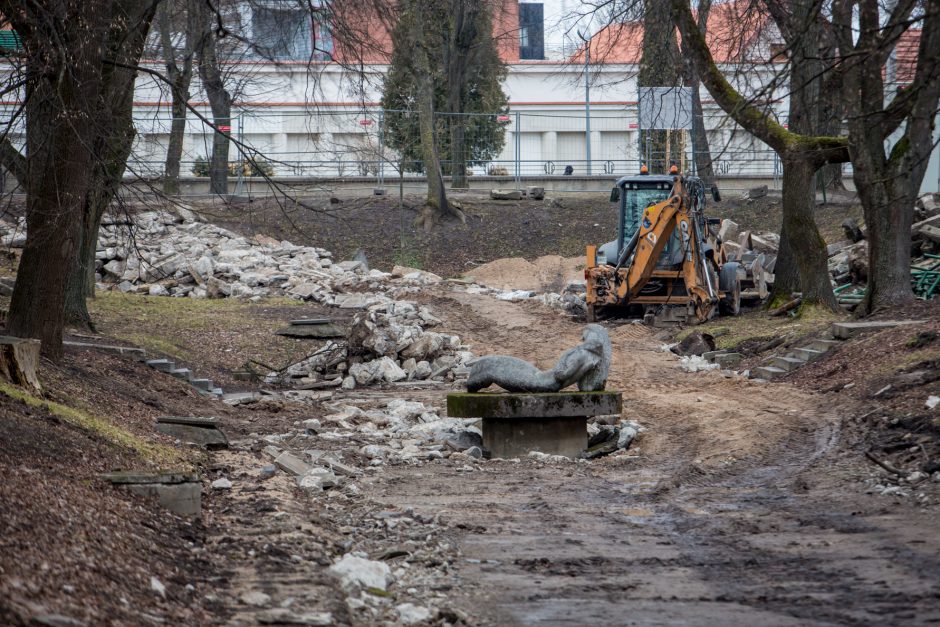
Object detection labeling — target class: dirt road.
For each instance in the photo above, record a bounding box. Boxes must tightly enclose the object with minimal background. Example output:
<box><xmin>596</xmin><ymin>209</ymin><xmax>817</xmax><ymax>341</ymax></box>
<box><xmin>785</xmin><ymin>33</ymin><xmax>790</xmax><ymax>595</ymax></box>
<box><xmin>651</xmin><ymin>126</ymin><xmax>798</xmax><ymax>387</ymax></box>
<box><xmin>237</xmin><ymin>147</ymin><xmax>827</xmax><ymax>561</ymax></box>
<box><xmin>350</xmin><ymin>289</ymin><xmax>940</xmax><ymax>625</ymax></box>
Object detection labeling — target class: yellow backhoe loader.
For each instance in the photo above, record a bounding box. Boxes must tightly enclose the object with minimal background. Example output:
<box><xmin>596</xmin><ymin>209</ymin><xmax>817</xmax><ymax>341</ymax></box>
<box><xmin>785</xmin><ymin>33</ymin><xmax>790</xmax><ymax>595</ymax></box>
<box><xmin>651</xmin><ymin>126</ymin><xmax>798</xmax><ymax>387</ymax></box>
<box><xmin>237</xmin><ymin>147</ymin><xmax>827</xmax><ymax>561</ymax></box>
<box><xmin>585</xmin><ymin>171</ymin><xmax>742</xmax><ymax>325</ymax></box>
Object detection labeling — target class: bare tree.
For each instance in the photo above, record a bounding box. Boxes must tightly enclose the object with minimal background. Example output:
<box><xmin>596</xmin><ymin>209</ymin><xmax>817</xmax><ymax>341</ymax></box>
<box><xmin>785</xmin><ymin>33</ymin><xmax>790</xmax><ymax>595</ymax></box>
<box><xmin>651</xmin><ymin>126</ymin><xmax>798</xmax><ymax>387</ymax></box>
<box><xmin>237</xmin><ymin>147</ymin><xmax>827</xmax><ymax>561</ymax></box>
<box><xmin>194</xmin><ymin>0</ymin><xmax>234</xmax><ymax>195</ymax></box>
<box><xmin>157</xmin><ymin>0</ymin><xmax>199</xmax><ymax>195</ymax></box>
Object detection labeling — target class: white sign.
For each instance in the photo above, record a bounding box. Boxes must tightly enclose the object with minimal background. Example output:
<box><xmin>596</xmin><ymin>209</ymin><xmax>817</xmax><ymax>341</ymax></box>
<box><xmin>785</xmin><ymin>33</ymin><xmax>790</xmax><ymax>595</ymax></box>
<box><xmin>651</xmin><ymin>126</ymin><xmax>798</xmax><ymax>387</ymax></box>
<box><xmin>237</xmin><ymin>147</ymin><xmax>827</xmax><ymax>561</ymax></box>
<box><xmin>638</xmin><ymin>87</ymin><xmax>693</xmax><ymax>130</ymax></box>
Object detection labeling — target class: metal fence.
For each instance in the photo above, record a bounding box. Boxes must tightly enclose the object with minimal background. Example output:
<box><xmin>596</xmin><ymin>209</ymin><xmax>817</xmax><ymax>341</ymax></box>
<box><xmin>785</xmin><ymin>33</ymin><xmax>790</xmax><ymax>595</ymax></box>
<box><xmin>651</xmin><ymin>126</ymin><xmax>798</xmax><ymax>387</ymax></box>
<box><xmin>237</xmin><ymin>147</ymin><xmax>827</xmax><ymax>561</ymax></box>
<box><xmin>125</xmin><ymin>107</ymin><xmax>798</xmax><ymax>191</ymax></box>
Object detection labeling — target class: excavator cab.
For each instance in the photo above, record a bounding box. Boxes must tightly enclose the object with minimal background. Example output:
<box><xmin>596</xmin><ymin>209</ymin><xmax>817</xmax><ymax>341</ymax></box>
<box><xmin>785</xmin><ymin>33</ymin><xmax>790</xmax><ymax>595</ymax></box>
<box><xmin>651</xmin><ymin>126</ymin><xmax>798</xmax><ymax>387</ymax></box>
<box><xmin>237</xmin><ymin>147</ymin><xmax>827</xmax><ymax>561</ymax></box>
<box><xmin>595</xmin><ymin>175</ymin><xmax>677</xmax><ymax>269</ymax></box>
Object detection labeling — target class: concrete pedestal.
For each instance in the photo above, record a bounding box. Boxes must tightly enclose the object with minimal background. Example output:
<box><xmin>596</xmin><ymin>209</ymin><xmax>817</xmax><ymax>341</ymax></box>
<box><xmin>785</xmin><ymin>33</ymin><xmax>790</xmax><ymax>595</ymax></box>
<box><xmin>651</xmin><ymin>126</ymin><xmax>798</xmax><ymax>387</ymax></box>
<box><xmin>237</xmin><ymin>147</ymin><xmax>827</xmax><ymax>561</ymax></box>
<box><xmin>447</xmin><ymin>391</ymin><xmax>622</xmax><ymax>459</ymax></box>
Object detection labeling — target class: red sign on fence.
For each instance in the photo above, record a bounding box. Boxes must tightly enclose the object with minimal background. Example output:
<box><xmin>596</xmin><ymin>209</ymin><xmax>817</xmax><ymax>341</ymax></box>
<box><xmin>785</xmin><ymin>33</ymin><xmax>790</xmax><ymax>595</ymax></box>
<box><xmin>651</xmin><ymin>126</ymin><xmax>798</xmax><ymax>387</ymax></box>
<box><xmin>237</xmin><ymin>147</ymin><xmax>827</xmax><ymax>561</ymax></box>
<box><xmin>218</xmin><ymin>125</ymin><xmax>232</xmax><ymax>133</ymax></box>
<box><xmin>359</xmin><ymin>119</ymin><xmax>374</xmax><ymax>126</ymax></box>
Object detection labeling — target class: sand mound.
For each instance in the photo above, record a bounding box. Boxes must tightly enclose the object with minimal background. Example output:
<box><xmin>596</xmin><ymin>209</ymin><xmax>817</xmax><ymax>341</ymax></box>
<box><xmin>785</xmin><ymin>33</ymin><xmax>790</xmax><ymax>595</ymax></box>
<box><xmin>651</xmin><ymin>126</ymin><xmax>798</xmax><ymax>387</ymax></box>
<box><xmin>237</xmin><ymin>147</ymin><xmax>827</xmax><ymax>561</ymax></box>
<box><xmin>465</xmin><ymin>255</ymin><xmax>585</xmax><ymax>292</ymax></box>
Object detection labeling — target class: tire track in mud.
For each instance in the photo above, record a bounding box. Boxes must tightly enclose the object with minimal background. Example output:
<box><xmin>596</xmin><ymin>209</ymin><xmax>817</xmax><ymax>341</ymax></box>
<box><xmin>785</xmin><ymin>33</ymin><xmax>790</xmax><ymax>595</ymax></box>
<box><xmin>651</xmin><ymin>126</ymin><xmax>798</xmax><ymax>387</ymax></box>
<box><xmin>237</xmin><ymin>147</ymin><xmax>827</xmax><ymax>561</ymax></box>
<box><xmin>370</xmin><ymin>291</ymin><xmax>940</xmax><ymax>625</ymax></box>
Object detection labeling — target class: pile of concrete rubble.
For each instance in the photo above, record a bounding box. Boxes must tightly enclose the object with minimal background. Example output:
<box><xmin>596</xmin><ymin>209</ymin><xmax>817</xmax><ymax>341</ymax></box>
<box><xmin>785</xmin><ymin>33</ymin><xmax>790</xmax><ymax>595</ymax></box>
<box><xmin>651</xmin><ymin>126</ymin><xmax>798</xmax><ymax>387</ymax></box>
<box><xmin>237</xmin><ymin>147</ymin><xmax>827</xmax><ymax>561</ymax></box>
<box><xmin>271</xmin><ymin>299</ymin><xmax>475</xmax><ymax>390</ymax></box>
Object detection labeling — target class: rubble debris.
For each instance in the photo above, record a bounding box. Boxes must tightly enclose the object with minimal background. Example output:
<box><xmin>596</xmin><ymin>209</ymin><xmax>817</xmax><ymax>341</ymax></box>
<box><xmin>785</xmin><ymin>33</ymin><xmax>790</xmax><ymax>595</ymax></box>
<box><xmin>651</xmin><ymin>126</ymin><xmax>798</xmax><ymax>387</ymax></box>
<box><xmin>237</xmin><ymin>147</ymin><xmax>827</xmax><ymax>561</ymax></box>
<box><xmin>671</xmin><ymin>332</ymin><xmax>716</xmax><ymax>357</ymax></box>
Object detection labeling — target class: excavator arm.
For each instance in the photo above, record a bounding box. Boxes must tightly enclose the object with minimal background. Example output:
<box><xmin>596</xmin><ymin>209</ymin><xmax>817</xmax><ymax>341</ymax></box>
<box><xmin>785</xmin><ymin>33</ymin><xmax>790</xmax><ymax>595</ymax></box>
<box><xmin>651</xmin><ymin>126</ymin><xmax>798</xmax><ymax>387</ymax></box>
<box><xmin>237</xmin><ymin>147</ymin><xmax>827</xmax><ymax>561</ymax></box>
<box><xmin>619</xmin><ymin>194</ymin><xmax>683</xmax><ymax>300</ymax></box>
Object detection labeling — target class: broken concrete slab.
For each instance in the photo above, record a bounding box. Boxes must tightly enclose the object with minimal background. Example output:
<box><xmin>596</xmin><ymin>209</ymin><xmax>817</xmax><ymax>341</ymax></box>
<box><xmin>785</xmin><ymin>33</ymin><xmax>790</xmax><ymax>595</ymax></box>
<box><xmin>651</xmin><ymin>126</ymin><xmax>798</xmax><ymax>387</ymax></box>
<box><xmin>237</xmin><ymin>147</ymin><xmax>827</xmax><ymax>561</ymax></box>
<box><xmin>276</xmin><ymin>324</ymin><xmax>344</xmax><ymax>339</ymax></box>
<box><xmin>831</xmin><ymin>320</ymin><xmax>925</xmax><ymax>340</ymax></box>
<box><xmin>102</xmin><ymin>471</ymin><xmax>201</xmax><ymax>517</ymax></box>
<box><xmin>154</xmin><ymin>418</ymin><xmax>228</xmax><ymax>450</ymax></box>
<box><xmin>274</xmin><ymin>451</ymin><xmax>312</xmax><ymax>477</ymax></box>
<box><xmin>289</xmin><ymin>318</ymin><xmax>333</xmax><ymax>326</ymax></box>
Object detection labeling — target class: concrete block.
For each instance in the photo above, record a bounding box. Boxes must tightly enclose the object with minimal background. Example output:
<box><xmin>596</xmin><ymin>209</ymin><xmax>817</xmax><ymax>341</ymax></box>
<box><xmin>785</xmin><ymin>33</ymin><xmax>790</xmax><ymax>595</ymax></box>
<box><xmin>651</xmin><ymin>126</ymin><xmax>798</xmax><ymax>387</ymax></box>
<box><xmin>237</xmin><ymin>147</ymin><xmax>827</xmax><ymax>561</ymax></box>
<box><xmin>103</xmin><ymin>471</ymin><xmax>201</xmax><ymax>517</ymax></box>
<box><xmin>702</xmin><ymin>350</ymin><xmax>729</xmax><ymax>363</ymax></box>
<box><xmin>526</xmin><ymin>186</ymin><xmax>545</xmax><ymax>200</ymax></box>
<box><xmin>718</xmin><ymin>219</ymin><xmax>739</xmax><ymax>243</ymax></box>
<box><xmin>831</xmin><ymin>320</ymin><xmax>924</xmax><ymax>339</ymax></box>
<box><xmin>490</xmin><ymin>189</ymin><xmax>523</xmax><ymax>200</ymax></box>
<box><xmin>772</xmin><ymin>356</ymin><xmax>804</xmax><ymax>371</ymax></box>
<box><xmin>483</xmin><ymin>416</ymin><xmax>586</xmax><ymax>459</ymax></box>
<box><xmin>714</xmin><ymin>352</ymin><xmax>742</xmax><ymax>368</ymax></box>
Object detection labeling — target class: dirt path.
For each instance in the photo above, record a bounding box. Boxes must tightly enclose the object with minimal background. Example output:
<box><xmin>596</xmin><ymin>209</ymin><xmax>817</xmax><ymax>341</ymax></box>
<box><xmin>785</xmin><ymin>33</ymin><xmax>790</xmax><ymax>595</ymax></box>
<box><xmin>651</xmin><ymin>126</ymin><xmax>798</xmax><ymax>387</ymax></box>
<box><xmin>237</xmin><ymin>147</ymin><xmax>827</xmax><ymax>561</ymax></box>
<box><xmin>350</xmin><ymin>289</ymin><xmax>940</xmax><ymax>625</ymax></box>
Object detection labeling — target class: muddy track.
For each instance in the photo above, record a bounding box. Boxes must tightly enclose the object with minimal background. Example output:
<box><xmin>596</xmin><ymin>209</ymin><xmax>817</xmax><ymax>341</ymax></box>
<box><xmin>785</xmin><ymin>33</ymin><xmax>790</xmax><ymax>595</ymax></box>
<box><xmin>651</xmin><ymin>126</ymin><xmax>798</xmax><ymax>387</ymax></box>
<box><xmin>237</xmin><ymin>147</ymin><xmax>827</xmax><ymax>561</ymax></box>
<box><xmin>357</xmin><ymin>289</ymin><xmax>940</xmax><ymax>625</ymax></box>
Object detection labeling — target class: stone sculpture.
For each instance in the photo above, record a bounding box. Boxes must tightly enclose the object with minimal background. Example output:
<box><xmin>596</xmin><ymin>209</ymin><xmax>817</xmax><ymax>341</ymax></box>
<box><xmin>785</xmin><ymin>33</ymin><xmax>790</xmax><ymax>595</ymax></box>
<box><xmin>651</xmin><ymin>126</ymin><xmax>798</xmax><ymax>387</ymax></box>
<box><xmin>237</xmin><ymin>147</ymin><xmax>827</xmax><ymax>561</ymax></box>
<box><xmin>465</xmin><ymin>324</ymin><xmax>612</xmax><ymax>393</ymax></box>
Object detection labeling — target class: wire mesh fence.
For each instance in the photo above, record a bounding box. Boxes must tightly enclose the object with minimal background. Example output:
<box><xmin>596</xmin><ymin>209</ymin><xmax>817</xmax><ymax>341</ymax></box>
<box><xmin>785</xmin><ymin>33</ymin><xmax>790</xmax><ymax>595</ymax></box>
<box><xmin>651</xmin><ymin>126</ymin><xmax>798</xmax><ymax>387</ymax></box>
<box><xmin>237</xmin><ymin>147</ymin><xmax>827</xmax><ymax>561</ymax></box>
<box><xmin>121</xmin><ymin>107</ymin><xmax>808</xmax><ymax>193</ymax></box>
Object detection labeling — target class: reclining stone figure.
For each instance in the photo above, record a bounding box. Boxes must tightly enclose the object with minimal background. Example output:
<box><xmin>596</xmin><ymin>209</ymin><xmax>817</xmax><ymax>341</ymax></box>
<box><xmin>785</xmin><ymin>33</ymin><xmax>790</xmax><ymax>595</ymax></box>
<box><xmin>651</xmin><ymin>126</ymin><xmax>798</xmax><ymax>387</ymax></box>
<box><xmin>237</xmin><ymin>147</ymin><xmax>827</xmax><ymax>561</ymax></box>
<box><xmin>465</xmin><ymin>324</ymin><xmax>611</xmax><ymax>393</ymax></box>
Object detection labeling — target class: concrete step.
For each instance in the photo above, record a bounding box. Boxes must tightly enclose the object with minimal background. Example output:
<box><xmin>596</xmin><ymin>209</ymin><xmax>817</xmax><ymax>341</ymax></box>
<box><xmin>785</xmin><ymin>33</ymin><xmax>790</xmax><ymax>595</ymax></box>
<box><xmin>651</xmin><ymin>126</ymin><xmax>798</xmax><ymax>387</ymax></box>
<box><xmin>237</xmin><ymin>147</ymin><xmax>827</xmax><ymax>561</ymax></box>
<box><xmin>809</xmin><ymin>338</ymin><xmax>842</xmax><ymax>353</ymax></box>
<box><xmin>209</xmin><ymin>388</ymin><xmax>224</xmax><ymax>397</ymax></box>
<box><xmin>168</xmin><ymin>368</ymin><xmax>191</xmax><ymax>380</ymax></box>
<box><xmin>189</xmin><ymin>378</ymin><xmax>213</xmax><ymax>391</ymax></box>
<box><xmin>792</xmin><ymin>347</ymin><xmax>825</xmax><ymax>362</ymax></box>
<box><xmin>147</xmin><ymin>359</ymin><xmax>175</xmax><ymax>372</ymax></box>
<box><xmin>831</xmin><ymin>320</ymin><xmax>925</xmax><ymax>340</ymax></box>
<box><xmin>772</xmin><ymin>356</ymin><xmax>805</xmax><ymax>372</ymax></box>
<box><xmin>753</xmin><ymin>366</ymin><xmax>787</xmax><ymax>380</ymax></box>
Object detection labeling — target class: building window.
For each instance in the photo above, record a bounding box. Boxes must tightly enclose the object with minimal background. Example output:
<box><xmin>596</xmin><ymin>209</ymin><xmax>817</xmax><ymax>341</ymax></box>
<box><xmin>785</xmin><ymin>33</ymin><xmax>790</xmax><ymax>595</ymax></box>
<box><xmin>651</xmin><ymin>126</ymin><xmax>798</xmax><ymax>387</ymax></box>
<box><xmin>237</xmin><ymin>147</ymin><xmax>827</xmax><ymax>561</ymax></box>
<box><xmin>253</xmin><ymin>3</ymin><xmax>332</xmax><ymax>61</ymax></box>
<box><xmin>519</xmin><ymin>3</ymin><xmax>544</xmax><ymax>60</ymax></box>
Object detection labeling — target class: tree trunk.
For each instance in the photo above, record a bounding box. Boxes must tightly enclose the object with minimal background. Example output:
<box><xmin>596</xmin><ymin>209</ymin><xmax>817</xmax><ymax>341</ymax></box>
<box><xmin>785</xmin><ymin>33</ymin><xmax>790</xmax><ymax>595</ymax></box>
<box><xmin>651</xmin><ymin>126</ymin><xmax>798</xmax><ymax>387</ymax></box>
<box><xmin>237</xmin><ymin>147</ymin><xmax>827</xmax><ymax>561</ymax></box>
<box><xmin>779</xmin><ymin>158</ymin><xmax>838</xmax><ymax>308</ymax></box>
<box><xmin>195</xmin><ymin>3</ymin><xmax>232</xmax><ymax>196</ymax></box>
<box><xmin>771</xmin><ymin>228</ymin><xmax>800</xmax><ymax>299</ymax></box>
<box><xmin>164</xmin><ymin>99</ymin><xmax>188</xmax><ymax>196</ymax></box>
<box><xmin>411</xmin><ymin>0</ymin><xmax>464</xmax><ymax>230</ymax></box>
<box><xmin>681</xmin><ymin>0</ymin><xmax>714</xmax><ymax>181</ymax></box>
<box><xmin>160</xmin><ymin>1</ymin><xmax>196</xmax><ymax>196</ymax></box>
<box><xmin>63</xmin><ymin>0</ymin><xmax>157</xmax><ymax>330</ymax></box>
<box><xmin>450</xmin><ymin>121</ymin><xmax>468</xmax><ymax>189</ymax></box>
<box><xmin>638</xmin><ymin>1</ymin><xmax>682</xmax><ymax>174</ymax></box>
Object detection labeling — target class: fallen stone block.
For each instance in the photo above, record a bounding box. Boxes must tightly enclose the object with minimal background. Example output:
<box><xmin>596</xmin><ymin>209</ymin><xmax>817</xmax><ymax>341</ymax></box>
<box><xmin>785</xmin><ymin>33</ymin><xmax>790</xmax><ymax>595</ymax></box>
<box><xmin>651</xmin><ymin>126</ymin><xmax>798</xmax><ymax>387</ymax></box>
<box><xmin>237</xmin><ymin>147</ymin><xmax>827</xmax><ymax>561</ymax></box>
<box><xmin>275</xmin><ymin>451</ymin><xmax>312</xmax><ymax>477</ymax></box>
<box><xmin>155</xmin><ymin>416</ymin><xmax>228</xmax><ymax>450</ymax></box>
<box><xmin>490</xmin><ymin>189</ymin><xmax>523</xmax><ymax>200</ymax></box>
<box><xmin>718</xmin><ymin>219</ymin><xmax>739</xmax><ymax>243</ymax></box>
<box><xmin>748</xmin><ymin>185</ymin><xmax>768</xmax><ymax>199</ymax></box>
<box><xmin>526</xmin><ymin>186</ymin><xmax>545</xmax><ymax>200</ymax></box>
